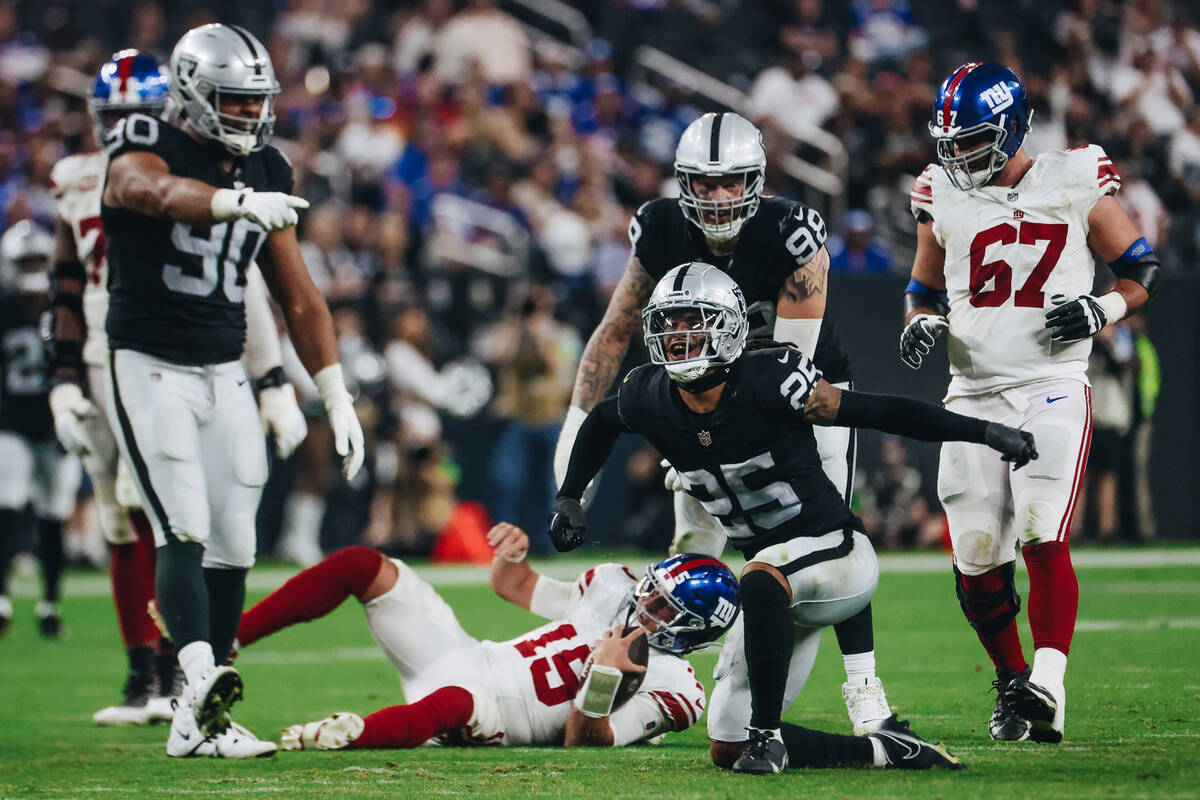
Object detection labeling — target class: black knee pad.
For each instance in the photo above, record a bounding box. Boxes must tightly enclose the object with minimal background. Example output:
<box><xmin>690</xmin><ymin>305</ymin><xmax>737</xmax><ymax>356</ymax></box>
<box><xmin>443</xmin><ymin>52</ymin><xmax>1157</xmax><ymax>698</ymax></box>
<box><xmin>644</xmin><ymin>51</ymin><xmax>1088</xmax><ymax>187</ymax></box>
<box><xmin>953</xmin><ymin>562</ymin><xmax>1021</xmax><ymax>635</ymax></box>
<box><xmin>740</xmin><ymin>569</ymin><xmax>789</xmax><ymax>611</ymax></box>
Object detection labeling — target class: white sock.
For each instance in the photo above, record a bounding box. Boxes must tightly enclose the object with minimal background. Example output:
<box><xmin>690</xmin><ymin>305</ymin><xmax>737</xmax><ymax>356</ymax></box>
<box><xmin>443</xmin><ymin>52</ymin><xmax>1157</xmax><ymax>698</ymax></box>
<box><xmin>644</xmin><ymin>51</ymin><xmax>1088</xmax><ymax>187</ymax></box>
<box><xmin>177</xmin><ymin>641</ymin><xmax>216</xmax><ymax>690</ymax></box>
<box><xmin>844</xmin><ymin>651</ymin><xmax>876</xmax><ymax>684</ymax></box>
<box><xmin>1030</xmin><ymin>647</ymin><xmax>1067</xmax><ymax>689</ymax></box>
<box><xmin>0</xmin><ymin>595</ymin><xmax>11</xmax><ymax>618</ymax></box>
<box><xmin>869</xmin><ymin>736</ymin><xmax>887</xmax><ymax>767</ymax></box>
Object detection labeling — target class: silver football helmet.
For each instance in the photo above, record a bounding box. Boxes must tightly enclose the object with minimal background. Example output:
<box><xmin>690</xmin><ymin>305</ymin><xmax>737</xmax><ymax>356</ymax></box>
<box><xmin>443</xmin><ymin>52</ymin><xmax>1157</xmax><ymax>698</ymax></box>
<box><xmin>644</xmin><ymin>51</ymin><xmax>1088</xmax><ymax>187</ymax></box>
<box><xmin>0</xmin><ymin>220</ymin><xmax>53</xmax><ymax>295</ymax></box>
<box><xmin>674</xmin><ymin>112</ymin><xmax>766</xmax><ymax>243</ymax></box>
<box><xmin>169</xmin><ymin>23</ymin><xmax>279</xmax><ymax>156</ymax></box>
<box><xmin>643</xmin><ymin>262</ymin><xmax>748</xmax><ymax>385</ymax></box>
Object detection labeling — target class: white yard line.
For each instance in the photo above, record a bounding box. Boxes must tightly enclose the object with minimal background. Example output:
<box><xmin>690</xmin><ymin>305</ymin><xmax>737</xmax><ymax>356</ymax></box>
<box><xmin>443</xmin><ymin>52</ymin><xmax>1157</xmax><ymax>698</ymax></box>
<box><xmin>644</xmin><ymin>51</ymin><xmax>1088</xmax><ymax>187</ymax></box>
<box><xmin>6</xmin><ymin>547</ymin><xmax>1199</xmax><ymax>598</ymax></box>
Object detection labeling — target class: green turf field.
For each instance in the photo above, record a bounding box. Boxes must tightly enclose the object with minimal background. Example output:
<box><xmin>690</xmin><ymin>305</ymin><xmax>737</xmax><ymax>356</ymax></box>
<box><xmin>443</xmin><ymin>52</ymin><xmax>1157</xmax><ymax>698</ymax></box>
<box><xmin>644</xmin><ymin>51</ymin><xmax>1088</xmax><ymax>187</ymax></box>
<box><xmin>2</xmin><ymin>548</ymin><xmax>1198</xmax><ymax>799</ymax></box>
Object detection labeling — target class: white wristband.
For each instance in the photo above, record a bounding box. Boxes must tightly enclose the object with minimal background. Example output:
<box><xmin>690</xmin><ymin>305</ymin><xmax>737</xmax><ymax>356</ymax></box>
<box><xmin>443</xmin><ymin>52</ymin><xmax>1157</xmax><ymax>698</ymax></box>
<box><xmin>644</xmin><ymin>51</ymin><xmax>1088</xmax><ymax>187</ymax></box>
<box><xmin>1095</xmin><ymin>292</ymin><xmax>1127</xmax><ymax>327</ymax></box>
<box><xmin>211</xmin><ymin>188</ymin><xmax>247</xmax><ymax>221</ymax></box>
<box><xmin>313</xmin><ymin>363</ymin><xmax>351</xmax><ymax>406</ymax></box>
<box><xmin>574</xmin><ymin>663</ymin><xmax>623</xmax><ymax>718</ymax></box>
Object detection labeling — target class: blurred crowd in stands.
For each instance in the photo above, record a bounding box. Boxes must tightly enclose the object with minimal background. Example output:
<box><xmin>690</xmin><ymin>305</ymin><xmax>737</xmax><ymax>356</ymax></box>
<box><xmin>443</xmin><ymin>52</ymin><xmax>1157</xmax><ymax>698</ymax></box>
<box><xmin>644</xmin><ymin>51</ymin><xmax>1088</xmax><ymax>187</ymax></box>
<box><xmin>0</xmin><ymin>0</ymin><xmax>1186</xmax><ymax>562</ymax></box>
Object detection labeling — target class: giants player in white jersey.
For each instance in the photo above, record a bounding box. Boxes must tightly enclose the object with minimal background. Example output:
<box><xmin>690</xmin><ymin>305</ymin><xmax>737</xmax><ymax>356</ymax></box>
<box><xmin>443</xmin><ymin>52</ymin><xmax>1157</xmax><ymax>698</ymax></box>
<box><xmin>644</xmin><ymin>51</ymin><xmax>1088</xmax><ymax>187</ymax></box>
<box><xmin>900</xmin><ymin>62</ymin><xmax>1158</xmax><ymax>744</ymax></box>
<box><xmin>227</xmin><ymin>525</ymin><xmax>736</xmax><ymax>750</ymax></box>
<box><xmin>46</xmin><ymin>50</ymin><xmax>307</xmax><ymax>727</ymax></box>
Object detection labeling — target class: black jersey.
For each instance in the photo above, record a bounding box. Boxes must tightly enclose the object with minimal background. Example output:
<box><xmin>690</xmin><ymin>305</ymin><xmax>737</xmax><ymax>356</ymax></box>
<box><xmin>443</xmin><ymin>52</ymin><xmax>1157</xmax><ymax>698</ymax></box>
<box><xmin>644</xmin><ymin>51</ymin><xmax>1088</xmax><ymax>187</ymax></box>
<box><xmin>0</xmin><ymin>294</ymin><xmax>53</xmax><ymax>439</ymax></box>
<box><xmin>102</xmin><ymin>113</ymin><xmax>293</xmax><ymax>365</ymax></box>
<box><xmin>630</xmin><ymin>196</ymin><xmax>851</xmax><ymax>383</ymax></box>
<box><xmin>616</xmin><ymin>348</ymin><xmax>859</xmax><ymax>558</ymax></box>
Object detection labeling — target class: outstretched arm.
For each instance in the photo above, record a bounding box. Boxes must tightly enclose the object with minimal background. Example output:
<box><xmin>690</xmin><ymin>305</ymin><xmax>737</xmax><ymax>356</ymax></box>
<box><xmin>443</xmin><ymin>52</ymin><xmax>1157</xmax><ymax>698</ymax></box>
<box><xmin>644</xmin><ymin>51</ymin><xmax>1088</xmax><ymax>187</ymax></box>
<box><xmin>802</xmin><ymin>379</ymin><xmax>1037</xmax><ymax>468</ymax></box>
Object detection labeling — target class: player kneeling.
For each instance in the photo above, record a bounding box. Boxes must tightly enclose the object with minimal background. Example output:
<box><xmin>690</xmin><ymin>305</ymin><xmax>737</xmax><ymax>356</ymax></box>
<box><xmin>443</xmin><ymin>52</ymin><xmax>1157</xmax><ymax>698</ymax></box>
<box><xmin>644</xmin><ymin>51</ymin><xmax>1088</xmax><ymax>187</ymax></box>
<box><xmin>234</xmin><ymin>525</ymin><xmax>738</xmax><ymax>749</ymax></box>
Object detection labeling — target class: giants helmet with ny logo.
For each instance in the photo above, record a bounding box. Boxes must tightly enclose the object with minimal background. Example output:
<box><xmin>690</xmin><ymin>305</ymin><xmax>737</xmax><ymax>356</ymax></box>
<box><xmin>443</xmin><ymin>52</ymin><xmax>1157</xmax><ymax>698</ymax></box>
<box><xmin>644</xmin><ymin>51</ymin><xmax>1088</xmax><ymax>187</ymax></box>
<box><xmin>929</xmin><ymin>62</ymin><xmax>1032</xmax><ymax>190</ymax></box>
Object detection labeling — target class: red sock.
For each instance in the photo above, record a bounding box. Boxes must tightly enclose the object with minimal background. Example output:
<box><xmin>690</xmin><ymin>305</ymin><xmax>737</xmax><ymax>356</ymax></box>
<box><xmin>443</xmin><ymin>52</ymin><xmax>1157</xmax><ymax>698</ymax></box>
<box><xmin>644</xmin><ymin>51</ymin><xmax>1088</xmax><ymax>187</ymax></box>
<box><xmin>238</xmin><ymin>546</ymin><xmax>383</xmax><ymax>648</ymax></box>
<box><xmin>129</xmin><ymin>510</ymin><xmax>157</xmax><ymax>574</ymax></box>
<box><xmin>959</xmin><ymin>567</ymin><xmax>1028</xmax><ymax>674</ymax></box>
<box><xmin>109</xmin><ymin>538</ymin><xmax>160</xmax><ymax>646</ymax></box>
<box><xmin>350</xmin><ymin>686</ymin><xmax>474</xmax><ymax>749</ymax></box>
<box><xmin>1021</xmin><ymin>541</ymin><xmax>1078</xmax><ymax>655</ymax></box>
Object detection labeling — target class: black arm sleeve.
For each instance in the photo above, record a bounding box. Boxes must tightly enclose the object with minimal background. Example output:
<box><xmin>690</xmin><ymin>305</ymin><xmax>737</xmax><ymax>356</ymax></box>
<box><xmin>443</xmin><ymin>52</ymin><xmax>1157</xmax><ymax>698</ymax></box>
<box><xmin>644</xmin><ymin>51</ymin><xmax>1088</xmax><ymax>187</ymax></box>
<box><xmin>834</xmin><ymin>390</ymin><xmax>988</xmax><ymax>443</ymax></box>
<box><xmin>558</xmin><ymin>397</ymin><xmax>631</xmax><ymax>500</ymax></box>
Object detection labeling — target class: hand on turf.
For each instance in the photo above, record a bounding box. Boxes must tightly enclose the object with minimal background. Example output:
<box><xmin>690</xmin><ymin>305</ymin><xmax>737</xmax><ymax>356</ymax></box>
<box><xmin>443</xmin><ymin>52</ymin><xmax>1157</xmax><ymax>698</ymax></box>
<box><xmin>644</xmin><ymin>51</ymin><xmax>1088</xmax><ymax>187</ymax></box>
<box><xmin>548</xmin><ymin>496</ymin><xmax>586</xmax><ymax>552</ymax></box>
<box><xmin>984</xmin><ymin>423</ymin><xmax>1038</xmax><ymax>470</ymax></box>
<box><xmin>258</xmin><ymin>384</ymin><xmax>308</xmax><ymax>458</ymax></box>
<box><xmin>592</xmin><ymin>626</ymin><xmax>648</xmax><ymax>674</ymax></box>
<box><xmin>487</xmin><ymin>522</ymin><xmax>530</xmax><ymax>563</ymax></box>
<box><xmin>899</xmin><ymin>314</ymin><xmax>948</xmax><ymax>369</ymax></box>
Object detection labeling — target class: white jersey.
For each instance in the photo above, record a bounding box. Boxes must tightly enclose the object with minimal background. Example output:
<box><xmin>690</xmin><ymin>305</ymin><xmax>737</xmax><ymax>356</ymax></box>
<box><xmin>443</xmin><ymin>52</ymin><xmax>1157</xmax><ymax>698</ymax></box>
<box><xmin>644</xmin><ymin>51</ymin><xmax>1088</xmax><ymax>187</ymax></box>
<box><xmin>471</xmin><ymin>564</ymin><xmax>706</xmax><ymax>746</ymax></box>
<box><xmin>50</xmin><ymin>152</ymin><xmax>109</xmax><ymax>367</ymax></box>
<box><xmin>910</xmin><ymin>144</ymin><xmax>1121</xmax><ymax>399</ymax></box>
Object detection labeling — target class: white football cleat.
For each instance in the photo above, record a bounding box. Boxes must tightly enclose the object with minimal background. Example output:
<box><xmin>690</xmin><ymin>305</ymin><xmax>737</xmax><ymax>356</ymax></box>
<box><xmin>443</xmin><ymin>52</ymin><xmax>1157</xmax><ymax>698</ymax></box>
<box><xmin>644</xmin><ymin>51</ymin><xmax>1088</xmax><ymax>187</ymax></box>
<box><xmin>189</xmin><ymin>665</ymin><xmax>243</xmax><ymax>737</ymax></box>
<box><xmin>280</xmin><ymin>712</ymin><xmax>365</xmax><ymax>751</ymax></box>
<box><xmin>167</xmin><ymin>702</ymin><xmax>276</xmax><ymax>758</ymax></box>
<box><xmin>1008</xmin><ymin>675</ymin><xmax>1065</xmax><ymax>743</ymax></box>
<box><xmin>843</xmin><ymin>677</ymin><xmax>892</xmax><ymax>735</ymax></box>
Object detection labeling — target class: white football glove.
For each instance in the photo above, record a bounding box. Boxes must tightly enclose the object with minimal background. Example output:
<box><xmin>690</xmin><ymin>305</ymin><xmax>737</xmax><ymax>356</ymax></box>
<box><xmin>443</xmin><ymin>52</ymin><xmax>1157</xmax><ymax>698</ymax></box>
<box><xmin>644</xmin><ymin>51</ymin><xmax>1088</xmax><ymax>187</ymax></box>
<box><xmin>899</xmin><ymin>313</ymin><xmax>948</xmax><ymax>369</ymax></box>
<box><xmin>553</xmin><ymin>406</ymin><xmax>588</xmax><ymax>488</ymax></box>
<box><xmin>211</xmin><ymin>188</ymin><xmax>310</xmax><ymax>232</ymax></box>
<box><xmin>48</xmin><ymin>383</ymin><xmax>98</xmax><ymax>456</ymax></box>
<box><xmin>661</xmin><ymin>459</ymin><xmax>685</xmax><ymax>493</ymax></box>
<box><xmin>258</xmin><ymin>384</ymin><xmax>308</xmax><ymax>459</ymax></box>
<box><xmin>314</xmin><ymin>364</ymin><xmax>365</xmax><ymax>481</ymax></box>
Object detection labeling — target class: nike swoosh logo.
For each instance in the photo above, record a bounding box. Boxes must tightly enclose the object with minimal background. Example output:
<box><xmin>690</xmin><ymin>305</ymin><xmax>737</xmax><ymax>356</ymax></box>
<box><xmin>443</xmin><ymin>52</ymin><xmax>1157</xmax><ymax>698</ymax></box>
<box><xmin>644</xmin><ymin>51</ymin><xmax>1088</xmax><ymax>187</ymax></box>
<box><xmin>880</xmin><ymin>731</ymin><xmax>921</xmax><ymax>761</ymax></box>
<box><xmin>778</xmin><ymin>353</ymin><xmax>789</xmax><ymax>363</ymax></box>
<box><xmin>1046</xmin><ymin>395</ymin><xmax>1068</xmax><ymax>404</ymax></box>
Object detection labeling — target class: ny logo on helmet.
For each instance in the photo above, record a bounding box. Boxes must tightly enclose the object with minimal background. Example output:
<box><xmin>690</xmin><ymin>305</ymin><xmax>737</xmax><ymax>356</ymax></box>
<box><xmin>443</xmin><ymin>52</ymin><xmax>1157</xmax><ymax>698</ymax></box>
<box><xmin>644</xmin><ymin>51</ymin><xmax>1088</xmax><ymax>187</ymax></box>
<box><xmin>711</xmin><ymin>596</ymin><xmax>737</xmax><ymax>626</ymax></box>
<box><xmin>981</xmin><ymin>82</ymin><xmax>1014</xmax><ymax>114</ymax></box>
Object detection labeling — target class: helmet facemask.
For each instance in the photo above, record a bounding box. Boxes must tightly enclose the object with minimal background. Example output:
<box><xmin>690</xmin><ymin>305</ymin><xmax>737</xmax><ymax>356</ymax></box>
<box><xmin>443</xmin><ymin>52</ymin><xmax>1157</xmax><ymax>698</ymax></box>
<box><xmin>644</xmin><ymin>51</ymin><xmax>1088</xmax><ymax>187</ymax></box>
<box><xmin>630</xmin><ymin>573</ymin><xmax>713</xmax><ymax>655</ymax></box>
<box><xmin>182</xmin><ymin>79</ymin><xmax>277</xmax><ymax>156</ymax></box>
<box><xmin>931</xmin><ymin>108</ymin><xmax>1031</xmax><ymax>191</ymax></box>
<box><xmin>676</xmin><ymin>167</ymin><xmax>764</xmax><ymax>243</ymax></box>
<box><xmin>643</xmin><ymin>301</ymin><xmax>746</xmax><ymax>385</ymax></box>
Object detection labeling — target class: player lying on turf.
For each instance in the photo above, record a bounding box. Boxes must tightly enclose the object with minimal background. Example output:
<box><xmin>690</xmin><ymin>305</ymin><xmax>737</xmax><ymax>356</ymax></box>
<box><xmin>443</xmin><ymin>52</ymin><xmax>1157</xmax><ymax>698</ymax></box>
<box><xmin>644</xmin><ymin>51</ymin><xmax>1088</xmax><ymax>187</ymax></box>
<box><xmin>233</xmin><ymin>525</ymin><xmax>738</xmax><ymax>749</ymax></box>
<box><xmin>551</xmin><ymin>263</ymin><xmax>1038</xmax><ymax>773</ymax></box>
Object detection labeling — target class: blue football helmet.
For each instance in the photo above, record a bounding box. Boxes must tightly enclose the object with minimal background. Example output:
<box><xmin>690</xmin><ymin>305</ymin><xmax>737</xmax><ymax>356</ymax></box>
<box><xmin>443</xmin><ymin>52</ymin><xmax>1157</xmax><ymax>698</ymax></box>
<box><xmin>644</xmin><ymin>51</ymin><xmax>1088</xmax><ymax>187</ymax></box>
<box><xmin>89</xmin><ymin>49</ymin><xmax>170</xmax><ymax>144</ymax></box>
<box><xmin>631</xmin><ymin>553</ymin><xmax>740</xmax><ymax>654</ymax></box>
<box><xmin>929</xmin><ymin>62</ymin><xmax>1032</xmax><ymax>190</ymax></box>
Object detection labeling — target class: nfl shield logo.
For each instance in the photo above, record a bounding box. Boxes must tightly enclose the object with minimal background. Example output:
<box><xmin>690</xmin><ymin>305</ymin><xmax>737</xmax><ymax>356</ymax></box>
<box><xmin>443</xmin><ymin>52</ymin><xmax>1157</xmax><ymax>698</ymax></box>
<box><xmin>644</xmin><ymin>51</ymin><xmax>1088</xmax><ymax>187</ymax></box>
<box><xmin>1007</xmin><ymin>191</ymin><xmax>1019</xmax><ymax>201</ymax></box>
<box><xmin>698</xmin><ymin>430</ymin><xmax>712</xmax><ymax>447</ymax></box>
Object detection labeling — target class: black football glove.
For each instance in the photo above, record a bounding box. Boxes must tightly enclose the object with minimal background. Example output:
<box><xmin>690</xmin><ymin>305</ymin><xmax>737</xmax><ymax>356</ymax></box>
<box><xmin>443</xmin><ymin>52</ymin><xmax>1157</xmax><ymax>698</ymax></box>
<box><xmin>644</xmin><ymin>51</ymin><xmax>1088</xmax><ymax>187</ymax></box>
<box><xmin>984</xmin><ymin>423</ymin><xmax>1038</xmax><ymax>470</ymax></box>
<box><xmin>1044</xmin><ymin>293</ymin><xmax>1106</xmax><ymax>342</ymax></box>
<box><xmin>548</xmin><ymin>496</ymin><xmax>587</xmax><ymax>552</ymax></box>
<box><xmin>899</xmin><ymin>314</ymin><xmax>948</xmax><ymax>369</ymax></box>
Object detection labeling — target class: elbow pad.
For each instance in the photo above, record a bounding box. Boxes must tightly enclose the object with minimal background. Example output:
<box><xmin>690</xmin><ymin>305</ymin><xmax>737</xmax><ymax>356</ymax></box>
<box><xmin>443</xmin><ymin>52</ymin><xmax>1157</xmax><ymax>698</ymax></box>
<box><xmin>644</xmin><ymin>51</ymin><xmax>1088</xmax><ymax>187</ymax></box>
<box><xmin>904</xmin><ymin>278</ymin><xmax>949</xmax><ymax>317</ymax></box>
<box><xmin>1108</xmin><ymin>239</ymin><xmax>1160</xmax><ymax>300</ymax></box>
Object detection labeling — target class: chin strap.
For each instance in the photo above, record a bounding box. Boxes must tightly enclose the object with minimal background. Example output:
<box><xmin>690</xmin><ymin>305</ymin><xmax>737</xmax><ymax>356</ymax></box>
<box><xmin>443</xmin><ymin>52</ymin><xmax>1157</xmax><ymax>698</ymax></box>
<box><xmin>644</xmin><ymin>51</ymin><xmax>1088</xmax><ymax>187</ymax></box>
<box><xmin>676</xmin><ymin>365</ymin><xmax>730</xmax><ymax>394</ymax></box>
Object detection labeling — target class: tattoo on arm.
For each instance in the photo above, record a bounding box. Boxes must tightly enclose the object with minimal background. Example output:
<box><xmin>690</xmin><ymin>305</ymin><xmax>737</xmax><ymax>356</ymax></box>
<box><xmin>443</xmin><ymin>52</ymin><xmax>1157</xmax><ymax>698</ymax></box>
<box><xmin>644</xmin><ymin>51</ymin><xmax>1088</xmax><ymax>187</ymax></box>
<box><xmin>572</xmin><ymin>258</ymin><xmax>655</xmax><ymax>411</ymax></box>
<box><xmin>802</xmin><ymin>379</ymin><xmax>842</xmax><ymax>425</ymax></box>
<box><xmin>782</xmin><ymin>248</ymin><xmax>829</xmax><ymax>302</ymax></box>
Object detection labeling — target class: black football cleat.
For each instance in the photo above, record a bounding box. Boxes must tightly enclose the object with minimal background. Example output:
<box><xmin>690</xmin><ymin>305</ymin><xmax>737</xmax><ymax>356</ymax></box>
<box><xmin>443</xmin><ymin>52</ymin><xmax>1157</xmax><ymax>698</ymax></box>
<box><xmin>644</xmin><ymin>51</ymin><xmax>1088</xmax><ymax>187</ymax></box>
<box><xmin>731</xmin><ymin>727</ymin><xmax>789</xmax><ymax>774</ymax></box>
<box><xmin>989</xmin><ymin>668</ymin><xmax>1031</xmax><ymax>741</ymax></box>
<box><xmin>35</xmin><ymin>602</ymin><xmax>66</xmax><ymax>640</ymax></box>
<box><xmin>1006</xmin><ymin>674</ymin><xmax>1063</xmax><ymax>743</ymax></box>
<box><xmin>871</xmin><ymin>715</ymin><xmax>965</xmax><ymax>770</ymax></box>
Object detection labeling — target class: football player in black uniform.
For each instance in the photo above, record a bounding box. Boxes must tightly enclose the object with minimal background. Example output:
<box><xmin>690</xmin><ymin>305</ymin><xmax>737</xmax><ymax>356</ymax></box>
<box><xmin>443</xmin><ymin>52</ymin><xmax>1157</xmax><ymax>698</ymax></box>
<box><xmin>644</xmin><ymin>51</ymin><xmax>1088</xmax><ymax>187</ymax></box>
<box><xmin>99</xmin><ymin>23</ymin><xmax>364</xmax><ymax>758</ymax></box>
<box><xmin>0</xmin><ymin>221</ymin><xmax>82</xmax><ymax>640</ymax></box>
<box><xmin>555</xmin><ymin>111</ymin><xmax>890</xmax><ymax>735</ymax></box>
<box><xmin>551</xmin><ymin>262</ymin><xmax>1037</xmax><ymax>774</ymax></box>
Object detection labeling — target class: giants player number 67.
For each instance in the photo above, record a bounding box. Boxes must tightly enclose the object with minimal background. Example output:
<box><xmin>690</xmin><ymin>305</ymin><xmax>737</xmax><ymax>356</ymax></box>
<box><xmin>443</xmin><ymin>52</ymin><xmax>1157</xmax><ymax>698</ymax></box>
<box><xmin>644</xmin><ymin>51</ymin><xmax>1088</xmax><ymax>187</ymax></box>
<box><xmin>901</xmin><ymin>62</ymin><xmax>1158</xmax><ymax>744</ymax></box>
